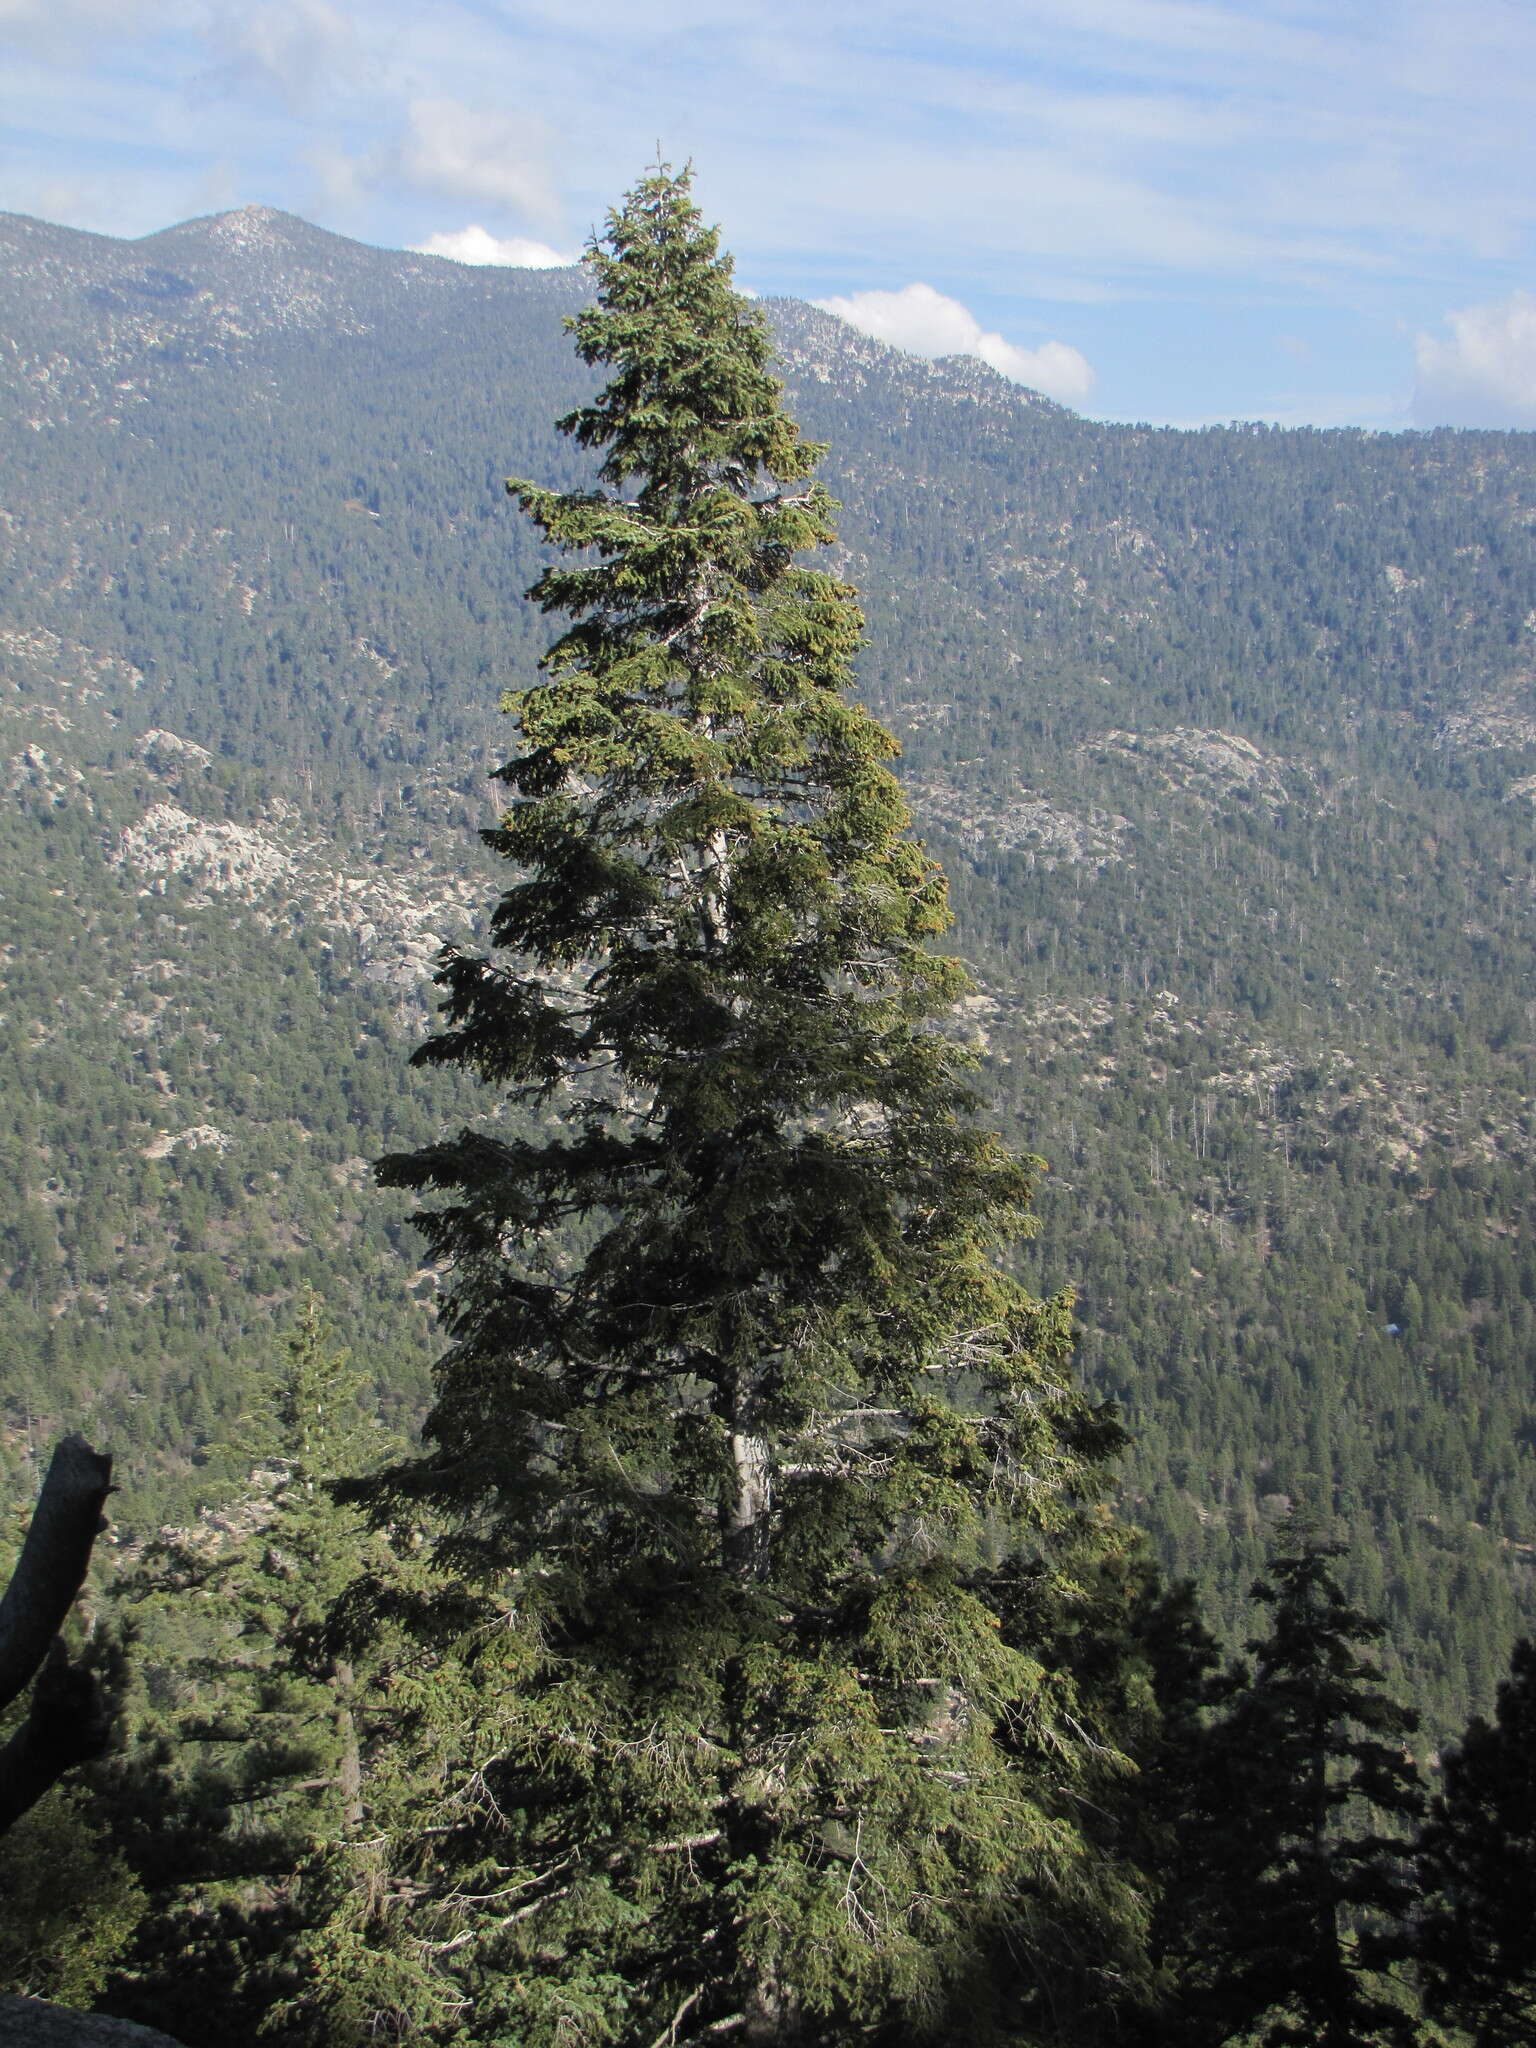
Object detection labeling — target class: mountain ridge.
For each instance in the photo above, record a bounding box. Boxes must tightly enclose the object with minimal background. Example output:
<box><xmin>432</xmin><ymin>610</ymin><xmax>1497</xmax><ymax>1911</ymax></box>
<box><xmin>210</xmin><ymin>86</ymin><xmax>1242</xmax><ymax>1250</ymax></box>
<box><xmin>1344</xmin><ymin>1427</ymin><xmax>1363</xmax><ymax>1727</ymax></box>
<box><xmin>2</xmin><ymin>204</ymin><xmax>1085</xmax><ymax>415</ymax></box>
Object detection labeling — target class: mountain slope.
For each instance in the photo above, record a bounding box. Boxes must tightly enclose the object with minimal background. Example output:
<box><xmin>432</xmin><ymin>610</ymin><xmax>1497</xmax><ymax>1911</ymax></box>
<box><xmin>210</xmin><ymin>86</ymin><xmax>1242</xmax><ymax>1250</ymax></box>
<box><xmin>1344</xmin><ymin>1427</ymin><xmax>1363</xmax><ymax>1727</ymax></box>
<box><xmin>2</xmin><ymin>205</ymin><xmax>1533</xmax><ymax>1731</ymax></box>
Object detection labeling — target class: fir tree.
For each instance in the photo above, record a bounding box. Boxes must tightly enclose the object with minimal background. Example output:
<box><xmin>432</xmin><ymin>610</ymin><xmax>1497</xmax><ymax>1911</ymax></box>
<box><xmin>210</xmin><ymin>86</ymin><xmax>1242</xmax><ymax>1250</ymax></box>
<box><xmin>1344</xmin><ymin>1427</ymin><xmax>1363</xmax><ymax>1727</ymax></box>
<box><xmin>95</xmin><ymin>1295</ymin><xmax>390</xmax><ymax>2046</ymax></box>
<box><xmin>1414</xmin><ymin>1636</ymin><xmax>1536</xmax><ymax>2045</ymax></box>
<box><xmin>342</xmin><ymin>163</ymin><xmax>1135</xmax><ymax>2047</ymax></box>
<box><xmin>1178</xmin><ymin>1534</ymin><xmax>1424</xmax><ymax>2048</ymax></box>
<box><xmin>976</xmin><ymin>1531</ymin><xmax>1227</xmax><ymax>2045</ymax></box>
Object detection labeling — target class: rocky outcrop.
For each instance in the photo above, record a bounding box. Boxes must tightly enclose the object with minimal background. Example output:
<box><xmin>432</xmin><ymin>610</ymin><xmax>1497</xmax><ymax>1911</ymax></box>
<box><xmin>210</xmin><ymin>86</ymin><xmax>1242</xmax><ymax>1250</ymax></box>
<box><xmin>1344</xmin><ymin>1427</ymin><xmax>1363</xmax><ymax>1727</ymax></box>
<box><xmin>0</xmin><ymin>1996</ymin><xmax>187</xmax><ymax>2046</ymax></box>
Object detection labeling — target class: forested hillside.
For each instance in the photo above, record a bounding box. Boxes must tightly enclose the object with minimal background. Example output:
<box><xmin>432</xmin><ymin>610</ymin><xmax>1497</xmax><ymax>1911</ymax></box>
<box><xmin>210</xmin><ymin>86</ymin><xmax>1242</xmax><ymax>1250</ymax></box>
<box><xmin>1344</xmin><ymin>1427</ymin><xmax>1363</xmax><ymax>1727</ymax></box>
<box><xmin>2</xmin><ymin>202</ymin><xmax>1534</xmax><ymax>1737</ymax></box>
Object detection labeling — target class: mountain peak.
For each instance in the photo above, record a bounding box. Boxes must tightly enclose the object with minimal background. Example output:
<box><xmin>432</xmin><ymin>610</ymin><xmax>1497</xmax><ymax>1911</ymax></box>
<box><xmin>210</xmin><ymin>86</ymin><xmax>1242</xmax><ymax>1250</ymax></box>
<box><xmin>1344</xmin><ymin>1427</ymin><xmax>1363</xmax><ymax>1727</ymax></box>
<box><xmin>144</xmin><ymin>203</ymin><xmax>332</xmax><ymax>255</ymax></box>
<box><xmin>206</xmin><ymin>203</ymin><xmax>292</xmax><ymax>236</ymax></box>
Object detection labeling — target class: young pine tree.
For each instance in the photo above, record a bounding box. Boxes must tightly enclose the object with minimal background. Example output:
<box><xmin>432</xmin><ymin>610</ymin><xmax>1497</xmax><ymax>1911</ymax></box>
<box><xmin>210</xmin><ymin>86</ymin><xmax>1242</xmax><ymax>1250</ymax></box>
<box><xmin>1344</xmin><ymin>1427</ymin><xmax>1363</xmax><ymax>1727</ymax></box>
<box><xmin>347</xmin><ymin>164</ymin><xmax>1136</xmax><ymax>2047</ymax></box>
<box><xmin>1177</xmin><ymin>1535</ymin><xmax>1424</xmax><ymax>2048</ymax></box>
<box><xmin>1414</xmin><ymin>1636</ymin><xmax>1536</xmax><ymax>2046</ymax></box>
<box><xmin>0</xmin><ymin>1785</ymin><xmax>146</xmax><ymax>2008</ymax></box>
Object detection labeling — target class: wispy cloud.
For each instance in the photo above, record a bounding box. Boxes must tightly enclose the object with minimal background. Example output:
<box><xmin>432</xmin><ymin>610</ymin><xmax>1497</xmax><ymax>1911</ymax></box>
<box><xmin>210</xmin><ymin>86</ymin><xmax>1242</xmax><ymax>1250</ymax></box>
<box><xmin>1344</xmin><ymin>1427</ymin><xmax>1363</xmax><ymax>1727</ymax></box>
<box><xmin>813</xmin><ymin>282</ymin><xmax>1095</xmax><ymax>404</ymax></box>
<box><xmin>203</xmin><ymin>0</ymin><xmax>360</xmax><ymax>106</ymax></box>
<box><xmin>395</xmin><ymin>98</ymin><xmax>555</xmax><ymax>222</ymax></box>
<box><xmin>410</xmin><ymin>224</ymin><xmax>578</xmax><ymax>268</ymax></box>
<box><xmin>1413</xmin><ymin>292</ymin><xmax>1536</xmax><ymax>427</ymax></box>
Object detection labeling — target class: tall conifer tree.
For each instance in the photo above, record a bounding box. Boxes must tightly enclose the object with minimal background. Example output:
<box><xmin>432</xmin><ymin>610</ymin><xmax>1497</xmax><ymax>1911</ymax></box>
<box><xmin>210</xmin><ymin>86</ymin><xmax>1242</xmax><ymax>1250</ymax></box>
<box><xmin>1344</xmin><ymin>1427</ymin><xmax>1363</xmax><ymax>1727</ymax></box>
<box><xmin>1176</xmin><ymin>1536</ymin><xmax>1423</xmax><ymax>2048</ymax></box>
<box><xmin>1414</xmin><ymin>1636</ymin><xmax>1536</xmax><ymax>2045</ymax></box>
<box><xmin>349</xmin><ymin>164</ymin><xmax>1134</xmax><ymax>2046</ymax></box>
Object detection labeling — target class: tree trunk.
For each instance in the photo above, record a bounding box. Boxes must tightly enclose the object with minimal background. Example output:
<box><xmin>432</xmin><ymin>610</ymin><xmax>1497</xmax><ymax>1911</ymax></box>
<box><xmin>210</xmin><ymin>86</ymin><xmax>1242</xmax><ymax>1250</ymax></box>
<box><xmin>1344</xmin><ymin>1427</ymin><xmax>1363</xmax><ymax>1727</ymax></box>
<box><xmin>0</xmin><ymin>1435</ymin><xmax>114</xmax><ymax>1836</ymax></box>
<box><xmin>0</xmin><ymin>1435</ymin><xmax>112</xmax><ymax>1717</ymax></box>
<box><xmin>333</xmin><ymin>1659</ymin><xmax>365</xmax><ymax>1833</ymax></box>
<box><xmin>726</xmin><ymin>1429</ymin><xmax>771</xmax><ymax>1579</ymax></box>
<box><xmin>700</xmin><ymin>825</ymin><xmax>731</xmax><ymax>952</ymax></box>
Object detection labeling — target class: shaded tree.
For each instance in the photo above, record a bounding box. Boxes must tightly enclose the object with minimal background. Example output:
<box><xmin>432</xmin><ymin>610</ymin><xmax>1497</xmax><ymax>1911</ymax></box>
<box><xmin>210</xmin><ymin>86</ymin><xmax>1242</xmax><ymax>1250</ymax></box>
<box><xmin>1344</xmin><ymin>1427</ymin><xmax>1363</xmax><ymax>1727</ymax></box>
<box><xmin>95</xmin><ymin>1296</ymin><xmax>391</xmax><ymax>2047</ymax></box>
<box><xmin>0</xmin><ymin>1787</ymin><xmax>145</xmax><ymax>2007</ymax></box>
<box><xmin>1176</xmin><ymin>1535</ymin><xmax>1424</xmax><ymax>2047</ymax></box>
<box><xmin>1414</xmin><ymin>1635</ymin><xmax>1536</xmax><ymax>2045</ymax></box>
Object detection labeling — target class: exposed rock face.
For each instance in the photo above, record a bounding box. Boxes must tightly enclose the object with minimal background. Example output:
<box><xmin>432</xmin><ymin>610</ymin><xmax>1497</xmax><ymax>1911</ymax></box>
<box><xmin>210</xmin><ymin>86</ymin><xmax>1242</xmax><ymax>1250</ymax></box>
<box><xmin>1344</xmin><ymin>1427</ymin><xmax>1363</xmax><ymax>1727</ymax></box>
<box><xmin>0</xmin><ymin>1998</ymin><xmax>188</xmax><ymax>2047</ymax></box>
<box><xmin>114</xmin><ymin>801</ymin><xmax>297</xmax><ymax>893</ymax></box>
<box><xmin>1094</xmin><ymin>726</ymin><xmax>1298</xmax><ymax>807</ymax></box>
<box><xmin>904</xmin><ymin>772</ymin><xmax>1129</xmax><ymax>866</ymax></box>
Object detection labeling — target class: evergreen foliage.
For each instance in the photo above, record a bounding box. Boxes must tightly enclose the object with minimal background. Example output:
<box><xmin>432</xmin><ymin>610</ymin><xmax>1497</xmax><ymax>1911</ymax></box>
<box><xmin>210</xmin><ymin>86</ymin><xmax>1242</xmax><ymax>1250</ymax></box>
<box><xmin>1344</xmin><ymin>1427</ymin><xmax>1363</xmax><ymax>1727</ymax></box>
<box><xmin>1414</xmin><ymin>1635</ymin><xmax>1536</xmax><ymax>2045</ymax></box>
<box><xmin>1095</xmin><ymin>1561</ymin><xmax>1242</xmax><ymax>2040</ymax></box>
<box><xmin>92</xmin><ymin>1296</ymin><xmax>391</xmax><ymax>2045</ymax></box>
<box><xmin>341</xmin><ymin>165</ymin><xmax>1136</xmax><ymax>2046</ymax></box>
<box><xmin>0</xmin><ymin>1786</ymin><xmax>145</xmax><ymax>2006</ymax></box>
<box><xmin>1174</xmin><ymin>1535</ymin><xmax>1424</xmax><ymax>2048</ymax></box>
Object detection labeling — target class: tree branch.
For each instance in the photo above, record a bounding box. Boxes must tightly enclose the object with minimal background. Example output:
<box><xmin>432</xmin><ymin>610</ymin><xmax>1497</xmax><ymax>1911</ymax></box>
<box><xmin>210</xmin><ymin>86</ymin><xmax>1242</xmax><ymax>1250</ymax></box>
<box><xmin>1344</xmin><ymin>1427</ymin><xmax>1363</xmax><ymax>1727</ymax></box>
<box><xmin>648</xmin><ymin>1986</ymin><xmax>701</xmax><ymax>2048</ymax></box>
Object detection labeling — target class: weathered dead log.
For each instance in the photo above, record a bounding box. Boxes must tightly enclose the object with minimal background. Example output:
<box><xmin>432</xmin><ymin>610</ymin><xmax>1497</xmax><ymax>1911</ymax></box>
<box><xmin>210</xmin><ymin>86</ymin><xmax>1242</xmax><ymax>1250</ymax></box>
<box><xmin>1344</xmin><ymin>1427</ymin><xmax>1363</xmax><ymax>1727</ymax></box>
<box><xmin>0</xmin><ymin>1434</ymin><xmax>114</xmax><ymax>1836</ymax></box>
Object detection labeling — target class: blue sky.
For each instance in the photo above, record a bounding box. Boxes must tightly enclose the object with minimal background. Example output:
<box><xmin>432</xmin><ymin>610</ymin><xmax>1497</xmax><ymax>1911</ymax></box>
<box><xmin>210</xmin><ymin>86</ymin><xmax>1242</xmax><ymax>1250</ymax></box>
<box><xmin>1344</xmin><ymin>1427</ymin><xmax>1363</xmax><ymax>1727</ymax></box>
<box><xmin>3</xmin><ymin>0</ymin><xmax>1536</xmax><ymax>429</ymax></box>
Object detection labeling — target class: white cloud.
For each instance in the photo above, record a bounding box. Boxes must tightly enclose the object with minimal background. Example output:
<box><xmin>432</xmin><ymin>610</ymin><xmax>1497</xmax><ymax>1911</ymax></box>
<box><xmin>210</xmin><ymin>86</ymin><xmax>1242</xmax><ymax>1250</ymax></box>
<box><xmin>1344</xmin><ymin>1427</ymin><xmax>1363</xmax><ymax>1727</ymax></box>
<box><xmin>398</xmin><ymin>98</ymin><xmax>554</xmax><ymax>221</ymax></box>
<box><xmin>812</xmin><ymin>281</ymin><xmax>1095</xmax><ymax>404</ymax></box>
<box><xmin>1413</xmin><ymin>291</ymin><xmax>1536</xmax><ymax>426</ymax></box>
<box><xmin>208</xmin><ymin>0</ymin><xmax>357</xmax><ymax>105</ymax></box>
<box><xmin>409</xmin><ymin>224</ymin><xmax>579</xmax><ymax>269</ymax></box>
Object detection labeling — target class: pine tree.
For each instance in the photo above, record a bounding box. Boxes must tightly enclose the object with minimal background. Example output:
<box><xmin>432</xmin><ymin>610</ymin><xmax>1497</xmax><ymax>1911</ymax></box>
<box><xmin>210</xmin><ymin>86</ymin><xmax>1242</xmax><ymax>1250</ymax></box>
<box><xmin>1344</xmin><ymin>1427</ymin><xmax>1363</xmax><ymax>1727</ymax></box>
<box><xmin>983</xmin><ymin>1532</ymin><xmax>1231</xmax><ymax>2046</ymax></box>
<box><xmin>1178</xmin><ymin>1534</ymin><xmax>1425</xmax><ymax>2048</ymax></box>
<box><xmin>1414</xmin><ymin>1636</ymin><xmax>1536</xmax><ymax>2045</ymax></box>
<box><xmin>95</xmin><ymin>1294</ymin><xmax>391</xmax><ymax>2046</ymax></box>
<box><xmin>343</xmin><ymin>163</ymin><xmax>1136</xmax><ymax>2047</ymax></box>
